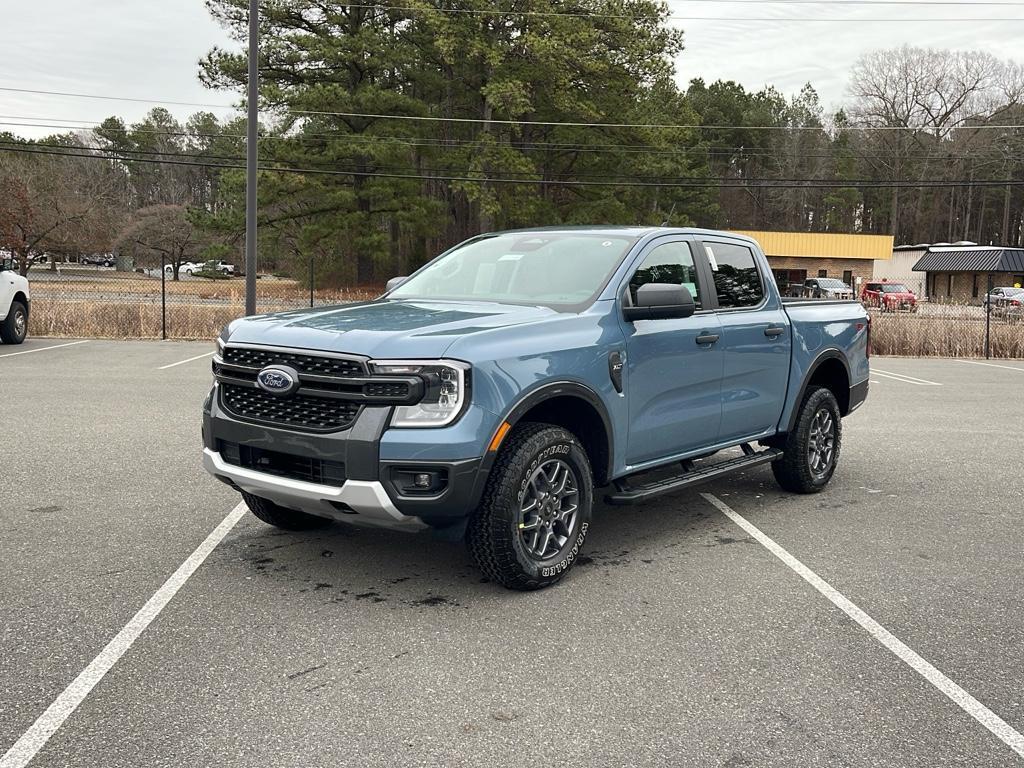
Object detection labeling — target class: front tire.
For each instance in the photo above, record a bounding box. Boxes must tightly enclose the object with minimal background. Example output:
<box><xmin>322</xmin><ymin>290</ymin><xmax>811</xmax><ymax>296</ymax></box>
<box><xmin>467</xmin><ymin>423</ymin><xmax>593</xmax><ymax>590</ymax></box>
<box><xmin>771</xmin><ymin>386</ymin><xmax>842</xmax><ymax>494</ymax></box>
<box><xmin>0</xmin><ymin>301</ymin><xmax>28</xmax><ymax>344</ymax></box>
<box><xmin>241</xmin><ymin>491</ymin><xmax>333</xmax><ymax>531</ymax></box>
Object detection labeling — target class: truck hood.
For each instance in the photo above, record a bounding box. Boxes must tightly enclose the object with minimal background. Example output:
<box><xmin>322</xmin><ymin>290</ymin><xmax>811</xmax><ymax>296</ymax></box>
<box><xmin>223</xmin><ymin>299</ymin><xmax>559</xmax><ymax>359</ymax></box>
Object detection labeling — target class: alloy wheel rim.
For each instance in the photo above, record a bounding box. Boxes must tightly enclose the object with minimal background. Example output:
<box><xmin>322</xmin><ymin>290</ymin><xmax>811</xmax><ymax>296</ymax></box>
<box><xmin>14</xmin><ymin>309</ymin><xmax>26</xmax><ymax>337</ymax></box>
<box><xmin>807</xmin><ymin>407</ymin><xmax>836</xmax><ymax>479</ymax></box>
<box><xmin>519</xmin><ymin>458</ymin><xmax>580</xmax><ymax>561</ymax></box>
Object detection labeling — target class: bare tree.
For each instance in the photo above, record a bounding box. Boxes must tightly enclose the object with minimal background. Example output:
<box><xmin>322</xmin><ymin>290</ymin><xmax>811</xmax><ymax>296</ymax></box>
<box><xmin>115</xmin><ymin>204</ymin><xmax>206</xmax><ymax>280</ymax></box>
<box><xmin>0</xmin><ymin>152</ymin><xmax>118</xmax><ymax>276</ymax></box>
<box><xmin>849</xmin><ymin>46</ymin><xmax>1017</xmax><ymax>241</ymax></box>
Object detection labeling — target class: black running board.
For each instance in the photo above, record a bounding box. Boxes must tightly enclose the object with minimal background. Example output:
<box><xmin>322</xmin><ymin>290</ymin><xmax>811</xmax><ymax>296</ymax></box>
<box><xmin>605</xmin><ymin>445</ymin><xmax>782</xmax><ymax>505</ymax></box>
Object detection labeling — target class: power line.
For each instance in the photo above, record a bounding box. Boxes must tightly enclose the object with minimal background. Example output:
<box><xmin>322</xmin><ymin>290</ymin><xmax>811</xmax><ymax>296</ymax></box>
<box><xmin>672</xmin><ymin>0</ymin><xmax>1024</xmax><ymax>4</ymax></box>
<box><xmin>9</xmin><ymin>86</ymin><xmax>1024</xmax><ymax>132</ymax></box>
<box><xmin>4</xmin><ymin>120</ymin><xmax>1023</xmax><ymax>167</ymax></box>
<box><xmin>0</xmin><ymin>86</ymin><xmax>235</xmax><ymax>110</ymax></box>
<box><xmin>3</xmin><ymin>142</ymin><xmax>1023</xmax><ymax>190</ymax></box>
<box><xmin>8</xmin><ymin>85</ymin><xmax>1024</xmax><ymax>132</ymax></box>
<box><xmin>2</xmin><ymin>126</ymin><xmax>1015</xmax><ymax>166</ymax></box>
<box><xmin>304</xmin><ymin>4</ymin><xmax>1024</xmax><ymax>21</ymax></box>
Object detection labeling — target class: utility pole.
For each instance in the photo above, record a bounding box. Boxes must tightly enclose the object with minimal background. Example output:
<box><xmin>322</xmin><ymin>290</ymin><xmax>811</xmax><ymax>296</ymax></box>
<box><xmin>244</xmin><ymin>0</ymin><xmax>258</xmax><ymax>316</ymax></box>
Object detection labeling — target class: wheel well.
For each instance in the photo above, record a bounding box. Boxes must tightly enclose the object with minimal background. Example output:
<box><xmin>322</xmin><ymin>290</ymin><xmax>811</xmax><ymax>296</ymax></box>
<box><xmin>807</xmin><ymin>357</ymin><xmax>850</xmax><ymax>415</ymax></box>
<box><xmin>516</xmin><ymin>395</ymin><xmax>612</xmax><ymax>486</ymax></box>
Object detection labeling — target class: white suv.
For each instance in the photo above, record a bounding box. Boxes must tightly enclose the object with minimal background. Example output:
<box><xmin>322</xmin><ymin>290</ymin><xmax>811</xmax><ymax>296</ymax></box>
<box><xmin>0</xmin><ymin>254</ymin><xmax>30</xmax><ymax>344</ymax></box>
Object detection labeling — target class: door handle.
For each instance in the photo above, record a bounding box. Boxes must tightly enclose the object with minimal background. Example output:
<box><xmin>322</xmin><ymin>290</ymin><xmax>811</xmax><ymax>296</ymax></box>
<box><xmin>764</xmin><ymin>326</ymin><xmax>785</xmax><ymax>338</ymax></box>
<box><xmin>695</xmin><ymin>333</ymin><xmax>720</xmax><ymax>345</ymax></box>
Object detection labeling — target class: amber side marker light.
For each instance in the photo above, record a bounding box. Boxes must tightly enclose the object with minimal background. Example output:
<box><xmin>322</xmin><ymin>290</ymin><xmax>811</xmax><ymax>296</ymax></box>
<box><xmin>488</xmin><ymin>422</ymin><xmax>511</xmax><ymax>452</ymax></box>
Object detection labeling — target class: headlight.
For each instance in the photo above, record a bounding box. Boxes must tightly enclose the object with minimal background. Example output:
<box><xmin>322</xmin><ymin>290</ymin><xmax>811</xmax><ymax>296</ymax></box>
<box><xmin>369</xmin><ymin>359</ymin><xmax>470</xmax><ymax>428</ymax></box>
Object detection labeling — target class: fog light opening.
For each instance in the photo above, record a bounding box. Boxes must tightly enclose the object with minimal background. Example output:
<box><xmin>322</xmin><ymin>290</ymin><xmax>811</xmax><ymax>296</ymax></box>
<box><xmin>392</xmin><ymin>468</ymin><xmax>449</xmax><ymax>496</ymax></box>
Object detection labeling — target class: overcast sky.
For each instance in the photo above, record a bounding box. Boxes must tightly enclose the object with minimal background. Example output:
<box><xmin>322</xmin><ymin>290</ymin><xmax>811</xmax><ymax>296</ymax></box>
<box><xmin>1</xmin><ymin>0</ymin><xmax>1021</xmax><ymax>139</ymax></box>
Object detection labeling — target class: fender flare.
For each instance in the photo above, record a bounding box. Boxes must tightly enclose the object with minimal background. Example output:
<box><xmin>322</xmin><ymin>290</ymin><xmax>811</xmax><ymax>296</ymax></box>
<box><xmin>486</xmin><ymin>380</ymin><xmax>615</xmax><ymax>484</ymax></box>
<box><xmin>785</xmin><ymin>349</ymin><xmax>852</xmax><ymax>433</ymax></box>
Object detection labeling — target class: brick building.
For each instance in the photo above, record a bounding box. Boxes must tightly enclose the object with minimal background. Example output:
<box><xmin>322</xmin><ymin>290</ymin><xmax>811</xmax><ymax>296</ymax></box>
<box><xmin>911</xmin><ymin>246</ymin><xmax>1024</xmax><ymax>304</ymax></box>
<box><xmin>730</xmin><ymin>231</ymin><xmax>895</xmax><ymax>296</ymax></box>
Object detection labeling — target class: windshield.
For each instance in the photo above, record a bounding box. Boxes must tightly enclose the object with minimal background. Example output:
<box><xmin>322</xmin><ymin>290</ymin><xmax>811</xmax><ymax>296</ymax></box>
<box><xmin>881</xmin><ymin>284</ymin><xmax>911</xmax><ymax>293</ymax></box>
<box><xmin>387</xmin><ymin>232</ymin><xmax>639</xmax><ymax>308</ymax></box>
<box><xmin>819</xmin><ymin>279</ymin><xmax>848</xmax><ymax>289</ymax></box>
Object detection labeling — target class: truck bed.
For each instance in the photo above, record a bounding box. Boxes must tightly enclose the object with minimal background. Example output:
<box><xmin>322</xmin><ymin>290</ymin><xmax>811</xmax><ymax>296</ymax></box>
<box><xmin>780</xmin><ymin>297</ymin><xmax>861</xmax><ymax>307</ymax></box>
<box><xmin>776</xmin><ymin>296</ymin><xmax>871</xmax><ymax>432</ymax></box>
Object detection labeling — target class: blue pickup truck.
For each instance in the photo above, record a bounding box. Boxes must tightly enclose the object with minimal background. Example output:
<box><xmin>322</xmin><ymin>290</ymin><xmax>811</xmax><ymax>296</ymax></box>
<box><xmin>203</xmin><ymin>227</ymin><xmax>869</xmax><ymax>589</ymax></box>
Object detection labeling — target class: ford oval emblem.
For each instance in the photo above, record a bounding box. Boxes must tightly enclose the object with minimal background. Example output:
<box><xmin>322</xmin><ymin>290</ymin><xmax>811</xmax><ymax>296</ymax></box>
<box><xmin>256</xmin><ymin>365</ymin><xmax>299</xmax><ymax>396</ymax></box>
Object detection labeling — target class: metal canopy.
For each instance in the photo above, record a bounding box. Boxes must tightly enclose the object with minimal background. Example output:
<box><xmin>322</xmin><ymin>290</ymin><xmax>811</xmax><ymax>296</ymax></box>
<box><xmin>912</xmin><ymin>249</ymin><xmax>1024</xmax><ymax>273</ymax></box>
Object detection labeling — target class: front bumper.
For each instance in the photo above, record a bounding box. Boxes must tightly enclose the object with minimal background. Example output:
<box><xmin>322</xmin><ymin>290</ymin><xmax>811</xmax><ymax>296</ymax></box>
<box><xmin>202</xmin><ymin>447</ymin><xmax>426</xmax><ymax>530</ymax></box>
<box><xmin>202</xmin><ymin>385</ymin><xmax>491</xmax><ymax>530</ymax></box>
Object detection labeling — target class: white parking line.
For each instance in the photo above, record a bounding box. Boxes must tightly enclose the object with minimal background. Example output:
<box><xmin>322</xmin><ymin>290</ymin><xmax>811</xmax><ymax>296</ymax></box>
<box><xmin>157</xmin><ymin>351</ymin><xmax>214</xmax><ymax>370</ymax></box>
<box><xmin>700</xmin><ymin>493</ymin><xmax>1024</xmax><ymax>761</ymax></box>
<box><xmin>0</xmin><ymin>341</ymin><xmax>88</xmax><ymax>359</ymax></box>
<box><xmin>957</xmin><ymin>359</ymin><xmax>1024</xmax><ymax>373</ymax></box>
<box><xmin>0</xmin><ymin>503</ymin><xmax>246</xmax><ymax>768</ymax></box>
<box><xmin>872</xmin><ymin>369</ymin><xmax>943</xmax><ymax>386</ymax></box>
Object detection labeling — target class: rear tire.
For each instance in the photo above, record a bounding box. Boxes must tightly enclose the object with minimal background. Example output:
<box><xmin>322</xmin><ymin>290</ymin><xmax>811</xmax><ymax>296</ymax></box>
<box><xmin>241</xmin><ymin>491</ymin><xmax>333</xmax><ymax>531</ymax></box>
<box><xmin>467</xmin><ymin>423</ymin><xmax>593</xmax><ymax>590</ymax></box>
<box><xmin>772</xmin><ymin>386</ymin><xmax>842</xmax><ymax>494</ymax></box>
<box><xmin>0</xmin><ymin>301</ymin><xmax>28</xmax><ymax>344</ymax></box>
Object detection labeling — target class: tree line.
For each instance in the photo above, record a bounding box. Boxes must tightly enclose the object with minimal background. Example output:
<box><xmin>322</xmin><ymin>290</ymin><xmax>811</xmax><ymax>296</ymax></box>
<box><xmin>3</xmin><ymin>1</ymin><xmax>1024</xmax><ymax>286</ymax></box>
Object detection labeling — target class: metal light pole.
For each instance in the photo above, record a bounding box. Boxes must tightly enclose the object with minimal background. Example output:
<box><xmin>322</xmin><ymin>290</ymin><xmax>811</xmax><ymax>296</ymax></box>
<box><xmin>161</xmin><ymin>253</ymin><xmax>167</xmax><ymax>340</ymax></box>
<box><xmin>985</xmin><ymin>274</ymin><xmax>993</xmax><ymax>359</ymax></box>
<box><xmin>244</xmin><ymin>0</ymin><xmax>259</xmax><ymax>316</ymax></box>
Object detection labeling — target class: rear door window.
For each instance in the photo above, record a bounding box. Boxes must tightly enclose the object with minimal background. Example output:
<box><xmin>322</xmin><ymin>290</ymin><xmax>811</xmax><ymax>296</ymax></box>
<box><xmin>703</xmin><ymin>241</ymin><xmax>764</xmax><ymax>309</ymax></box>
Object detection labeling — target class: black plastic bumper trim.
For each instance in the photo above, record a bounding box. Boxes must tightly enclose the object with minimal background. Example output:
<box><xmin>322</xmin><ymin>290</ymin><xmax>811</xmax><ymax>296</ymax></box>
<box><xmin>849</xmin><ymin>378</ymin><xmax>869</xmax><ymax>413</ymax></box>
<box><xmin>204</xmin><ymin>394</ymin><xmax>391</xmax><ymax>478</ymax></box>
<box><xmin>380</xmin><ymin>458</ymin><xmax>487</xmax><ymax>523</ymax></box>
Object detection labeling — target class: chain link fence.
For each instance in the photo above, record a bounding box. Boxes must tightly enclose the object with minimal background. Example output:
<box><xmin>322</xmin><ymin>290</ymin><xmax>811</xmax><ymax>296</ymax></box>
<box><xmin>868</xmin><ymin>301</ymin><xmax>1024</xmax><ymax>358</ymax></box>
<box><xmin>25</xmin><ymin>261</ymin><xmax>377</xmax><ymax>340</ymax></box>
<box><xmin>19</xmin><ymin>260</ymin><xmax>1024</xmax><ymax>357</ymax></box>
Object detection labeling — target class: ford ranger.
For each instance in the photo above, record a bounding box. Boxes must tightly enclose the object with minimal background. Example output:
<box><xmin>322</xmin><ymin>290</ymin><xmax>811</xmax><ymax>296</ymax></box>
<box><xmin>202</xmin><ymin>227</ymin><xmax>869</xmax><ymax>590</ymax></box>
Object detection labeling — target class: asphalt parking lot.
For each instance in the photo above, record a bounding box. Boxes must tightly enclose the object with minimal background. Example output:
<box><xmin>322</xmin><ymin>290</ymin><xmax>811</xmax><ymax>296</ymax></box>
<box><xmin>2</xmin><ymin>339</ymin><xmax>1023</xmax><ymax>767</ymax></box>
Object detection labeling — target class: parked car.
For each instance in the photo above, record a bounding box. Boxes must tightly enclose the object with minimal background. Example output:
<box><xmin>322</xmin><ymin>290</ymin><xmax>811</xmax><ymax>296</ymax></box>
<box><xmin>984</xmin><ymin>287</ymin><xmax>1024</xmax><ymax>321</ymax></box>
<box><xmin>0</xmin><ymin>252</ymin><xmax>30</xmax><ymax>344</ymax></box>
<box><xmin>203</xmin><ymin>227</ymin><xmax>870</xmax><ymax>590</ymax></box>
<box><xmin>81</xmin><ymin>254</ymin><xmax>115</xmax><ymax>267</ymax></box>
<box><xmin>165</xmin><ymin>262</ymin><xmax>201</xmax><ymax>276</ymax></box>
<box><xmin>861</xmin><ymin>281</ymin><xmax>918</xmax><ymax>312</ymax></box>
<box><xmin>803</xmin><ymin>277</ymin><xmax>854</xmax><ymax>300</ymax></box>
<box><xmin>204</xmin><ymin>259</ymin><xmax>236</xmax><ymax>275</ymax></box>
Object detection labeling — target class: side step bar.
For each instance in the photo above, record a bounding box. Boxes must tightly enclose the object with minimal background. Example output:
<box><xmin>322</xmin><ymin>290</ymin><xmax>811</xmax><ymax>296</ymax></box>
<box><xmin>605</xmin><ymin>444</ymin><xmax>783</xmax><ymax>505</ymax></box>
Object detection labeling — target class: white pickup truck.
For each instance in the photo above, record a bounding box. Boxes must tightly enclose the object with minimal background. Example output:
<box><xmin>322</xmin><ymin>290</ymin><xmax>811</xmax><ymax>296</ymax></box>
<box><xmin>0</xmin><ymin>254</ymin><xmax>30</xmax><ymax>344</ymax></box>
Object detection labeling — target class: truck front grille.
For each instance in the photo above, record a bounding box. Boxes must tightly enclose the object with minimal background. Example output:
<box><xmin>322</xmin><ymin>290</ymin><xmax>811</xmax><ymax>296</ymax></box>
<box><xmin>220</xmin><ymin>383</ymin><xmax>361</xmax><ymax>432</ymax></box>
<box><xmin>219</xmin><ymin>440</ymin><xmax>346</xmax><ymax>487</ymax></box>
<box><xmin>221</xmin><ymin>346</ymin><xmax>365</xmax><ymax>377</ymax></box>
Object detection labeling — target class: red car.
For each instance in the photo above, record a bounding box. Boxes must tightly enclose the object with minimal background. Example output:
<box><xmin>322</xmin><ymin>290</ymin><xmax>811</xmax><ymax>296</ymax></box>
<box><xmin>861</xmin><ymin>281</ymin><xmax>918</xmax><ymax>312</ymax></box>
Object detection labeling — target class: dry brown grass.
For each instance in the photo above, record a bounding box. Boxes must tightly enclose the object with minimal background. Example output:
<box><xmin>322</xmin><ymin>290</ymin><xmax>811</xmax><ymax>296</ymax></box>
<box><xmin>870</xmin><ymin>312</ymin><xmax>1024</xmax><ymax>358</ymax></box>
<box><xmin>29</xmin><ymin>299</ymin><xmax>327</xmax><ymax>340</ymax></box>
<box><xmin>28</xmin><ymin>296</ymin><xmax>1024</xmax><ymax>358</ymax></box>
<box><xmin>30</xmin><ymin>278</ymin><xmax>379</xmax><ymax>303</ymax></box>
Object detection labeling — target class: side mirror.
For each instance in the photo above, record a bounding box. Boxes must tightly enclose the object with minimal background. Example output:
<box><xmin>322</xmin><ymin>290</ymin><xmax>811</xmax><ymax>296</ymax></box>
<box><xmin>624</xmin><ymin>283</ymin><xmax>696</xmax><ymax>321</ymax></box>
<box><xmin>385</xmin><ymin>276</ymin><xmax>408</xmax><ymax>292</ymax></box>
